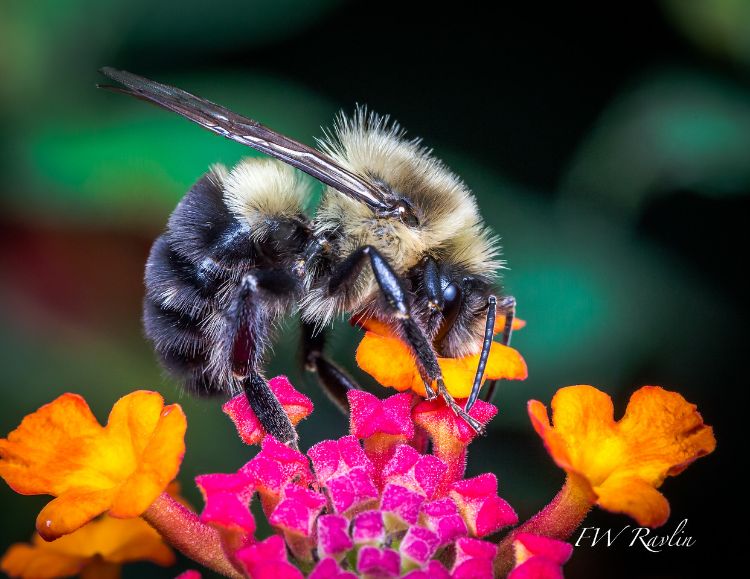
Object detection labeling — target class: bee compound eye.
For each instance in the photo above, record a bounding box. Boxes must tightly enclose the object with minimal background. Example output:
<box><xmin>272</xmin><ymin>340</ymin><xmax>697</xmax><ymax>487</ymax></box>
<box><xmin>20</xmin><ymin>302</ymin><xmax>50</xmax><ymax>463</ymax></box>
<box><xmin>435</xmin><ymin>282</ymin><xmax>463</xmax><ymax>343</ymax></box>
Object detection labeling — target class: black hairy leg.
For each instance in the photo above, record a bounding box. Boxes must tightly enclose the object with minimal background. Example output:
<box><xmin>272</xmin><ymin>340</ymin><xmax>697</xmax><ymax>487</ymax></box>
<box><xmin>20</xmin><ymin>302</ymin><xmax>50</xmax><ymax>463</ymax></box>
<box><xmin>329</xmin><ymin>245</ymin><xmax>485</xmax><ymax>434</ymax></box>
<box><xmin>301</xmin><ymin>321</ymin><xmax>362</xmax><ymax>415</ymax></box>
<box><xmin>229</xmin><ymin>272</ymin><xmax>298</xmax><ymax>447</ymax></box>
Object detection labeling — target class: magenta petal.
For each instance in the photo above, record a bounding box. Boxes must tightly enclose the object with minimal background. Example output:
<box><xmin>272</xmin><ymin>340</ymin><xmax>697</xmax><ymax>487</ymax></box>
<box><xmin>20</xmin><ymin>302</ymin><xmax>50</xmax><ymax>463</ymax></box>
<box><xmin>412</xmin><ymin>398</ymin><xmax>497</xmax><ymax>446</ymax></box>
<box><xmin>450</xmin><ymin>473</ymin><xmax>518</xmax><ymax>537</ymax></box>
<box><xmin>309</xmin><ymin>558</ymin><xmax>358</xmax><ymax>579</ymax></box>
<box><xmin>513</xmin><ymin>533</ymin><xmax>573</xmax><ymax>565</ymax></box>
<box><xmin>235</xmin><ymin>534</ymin><xmax>304</xmax><ymax>579</ymax></box>
<box><xmin>356</xmin><ymin>546</ymin><xmax>400</xmax><ymax>578</ymax></box>
<box><xmin>174</xmin><ymin>571</ymin><xmax>202</xmax><ymax>579</ymax></box>
<box><xmin>380</xmin><ymin>484</ymin><xmax>424</xmax><ymax>528</ymax></box>
<box><xmin>382</xmin><ymin>445</ymin><xmax>447</xmax><ymax>498</ymax></box>
<box><xmin>308</xmin><ymin>436</ymin><xmax>374</xmax><ymax>483</ymax></box>
<box><xmin>400</xmin><ymin>526</ymin><xmax>439</xmax><ymax>568</ymax></box>
<box><xmin>195</xmin><ymin>471</ymin><xmax>255</xmax><ymax>534</ymax></box>
<box><xmin>195</xmin><ymin>471</ymin><xmax>253</xmax><ymax>501</ymax></box>
<box><xmin>317</xmin><ymin>515</ymin><xmax>354</xmax><ymax>560</ymax></box>
<box><xmin>242</xmin><ymin>437</ymin><xmax>312</xmax><ymax>513</ymax></box>
<box><xmin>327</xmin><ymin>467</ymin><xmax>379</xmax><ymax>515</ymax></box>
<box><xmin>454</xmin><ymin>536</ymin><xmax>498</xmax><ymax>564</ymax></box>
<box><xmin>351</xmin><ymin>510</ymin><xmax>385</xmax><ymax>546</ymax></box>
<box><xmin>452</xmin><ymin>537</ymin><xmax>498</xmax><ymax>579</ymax></box>
<box><xmin>508</xmin><ymin>558</ymin><xmax>565</xmax><ymax>579</ymax></box>
<box><xmin>382</xmin><ymin>444</ymin><xmax>420</xmax><ymax>479</ymax></box>
<box><xmin>419</xmin><ymin>498</ymin><xmax>468</xmax><ymax>546</ymax></box>
<box><xmin>223</xmin><ymin>375</ymin><xmax>313</xmax><ymax>445</ymax></box>
<box><xmin>348</xmin><ymin>391</ymin><xmax>414</xmax><ymax>438</ymax></box>
<box><xmin>198</xmin><ymin>490</ymin><xmax>256</xmax><ymax>534</ymax></box>
<box><xmin>401</xmin><ymin>560</ymin><xmax>451</xmax><ymax>579</ymax></box>
<box><xmin>269</xmin><ymin>484</ymin><xmax>327</xmax><ymax>537</ymax></box>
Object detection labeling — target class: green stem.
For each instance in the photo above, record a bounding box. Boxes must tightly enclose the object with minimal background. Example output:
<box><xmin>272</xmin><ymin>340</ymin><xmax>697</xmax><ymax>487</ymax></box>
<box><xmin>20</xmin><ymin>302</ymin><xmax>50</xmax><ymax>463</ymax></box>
<box><xmin>495</xmin><ymin>476</ymin><xmax>594</xmax><ymax>576</ymax></box>
<box><xmin>143</xmin><ymin>493</ymin><xmax>243</xmax><ymax>578</ymax></box>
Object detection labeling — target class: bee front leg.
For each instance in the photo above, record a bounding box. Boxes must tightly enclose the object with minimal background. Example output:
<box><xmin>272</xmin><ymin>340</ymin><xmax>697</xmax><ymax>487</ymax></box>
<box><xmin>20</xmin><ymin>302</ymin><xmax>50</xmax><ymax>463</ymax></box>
<box><xmin>229</xmin><ymin>273</ymin><xmax>299</xmax><ymax>448</ymax></box>
<box><xmin>329</xmin><ymin>245</ymin><xmax>437</xmax><ymax>400</ymax></box>
<box><xmin>329</xmin><ymin>246</ymin><xmax>485</xmax><ymax>433</ymax></box>
<box><xmin>301</xmin><ymin>321</ymin><xmax>363</xmax><ymax>415</ymax></box>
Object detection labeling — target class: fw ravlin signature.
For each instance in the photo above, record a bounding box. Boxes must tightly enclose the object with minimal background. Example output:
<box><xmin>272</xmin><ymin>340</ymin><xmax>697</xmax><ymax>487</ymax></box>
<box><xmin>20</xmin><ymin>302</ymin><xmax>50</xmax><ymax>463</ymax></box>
<box><xmin>575</xmin><ymin>519</ymin><xmax>695</xmax><ymax>552</ymax></box>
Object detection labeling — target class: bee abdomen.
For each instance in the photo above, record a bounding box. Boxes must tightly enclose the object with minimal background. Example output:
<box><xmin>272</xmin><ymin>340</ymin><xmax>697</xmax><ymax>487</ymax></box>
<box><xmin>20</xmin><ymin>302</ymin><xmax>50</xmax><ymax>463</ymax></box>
<box><xmin>145</xmin><ymin>236</ymin><xmax>221</xmax><ymax>314</ymax></box>
<box><xmin>144</xmin><ymin>233</ymin><xmax>230</xmax><ymax>396</ymax></box>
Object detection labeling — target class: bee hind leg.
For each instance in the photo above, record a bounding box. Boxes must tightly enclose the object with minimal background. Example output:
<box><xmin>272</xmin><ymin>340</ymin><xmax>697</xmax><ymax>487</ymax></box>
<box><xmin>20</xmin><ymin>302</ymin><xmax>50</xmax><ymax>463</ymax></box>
<box><xmin>230</xmin><ymin>272</ymin><xmax>299</xmax><ymax>448</ymax></box>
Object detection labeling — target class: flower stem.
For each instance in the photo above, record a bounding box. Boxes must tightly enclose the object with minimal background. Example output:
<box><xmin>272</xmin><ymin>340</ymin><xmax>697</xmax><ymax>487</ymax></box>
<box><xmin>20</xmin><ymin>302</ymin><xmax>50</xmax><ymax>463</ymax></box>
<box><xmin>495</xmin><ymin>476</ymin><xmax>593</xmax><ymax>576</ymax></box>
<box><xmin>143</xmin><ymin>493</ymin><xmax>243</xmax><ymax>578</ymax></box>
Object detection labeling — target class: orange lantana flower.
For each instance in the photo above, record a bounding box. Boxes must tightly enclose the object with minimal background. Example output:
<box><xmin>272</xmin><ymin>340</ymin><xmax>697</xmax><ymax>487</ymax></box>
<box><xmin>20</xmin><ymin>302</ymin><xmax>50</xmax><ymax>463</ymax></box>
<box><xmin>1</xmin><ymin>515</ymin><xmax>175</xmax><ymax>579</ymax></box>
<box><xmin>528</xmin><ymin>385</ymin><xmax>716</xmax><ymax>527</ymax></box>
<box><xmin>355</xmin><ymin>316</ymin><xmax>527</xmax><ymax>398</ymax></box>
<box><xmin>0</xmin><ymin>391</ymin><xmax>187</xmax><ymax>540</ymax></box>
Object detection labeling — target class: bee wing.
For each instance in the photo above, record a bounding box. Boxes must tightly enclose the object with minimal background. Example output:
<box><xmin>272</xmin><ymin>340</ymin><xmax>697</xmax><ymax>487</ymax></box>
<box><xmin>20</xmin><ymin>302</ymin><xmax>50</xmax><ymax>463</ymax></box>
<box><xmin>98</xmin><ymin>67</ymin><xmax>389</xmax><ymax>211</ymax></box>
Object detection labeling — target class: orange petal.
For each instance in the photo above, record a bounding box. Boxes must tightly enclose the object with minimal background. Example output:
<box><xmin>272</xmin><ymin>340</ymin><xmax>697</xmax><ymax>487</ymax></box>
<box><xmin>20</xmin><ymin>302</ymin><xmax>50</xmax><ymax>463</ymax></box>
<box><xmin>0</xmin><ymin>391</ymin><xmax>187</xmax><ymax>540</ymax></box>
<box><xmin>1</xmin><ymin>515</ymin><xmax>175</xmax><ymax>579</ymax></box>
<box><xmin>617</xmin><ymin>386</ymin><xmax>717</xmax><ymax>482</ymax></box>
<box><xmin>357</xmin><ymin>329</ymin><xmax>527</xmax><ymax>398</ymax></box>
<box><xmin>528</xmin><ymin>385</ymin><xmax>715</xmax><ymax>528</ymax></box>
<box><xmin>435</xmin><ymin>342</ymin><xmax>528</xmax><ymax>398</ymax></box>
<box><xmin>596</xmin><ymin>475</ymin><xmax>670</xmax><ymax>528</ymax></box>
<box><xmin>1</xmin><ymin>543</ymin><xmax>84</xmax><ymax>578</ymax></box>
<box><xmin>355</xmin><ymin>330</ymin><xmax>419</xmax><ymax>393</ymax></box>
<box><xmin>354</xmin><ymin>312</ymin><xmax>528</xmax><ymax>398</ymax></box>
<box><xmin>493</xmin><ymin>315</ymin><xmax>526</xmax><ymax>334</ymax></box>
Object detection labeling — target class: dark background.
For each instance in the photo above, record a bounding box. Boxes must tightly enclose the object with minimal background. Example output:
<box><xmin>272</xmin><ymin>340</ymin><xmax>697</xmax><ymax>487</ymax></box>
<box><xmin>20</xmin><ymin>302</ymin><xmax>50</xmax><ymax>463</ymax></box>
<box><xmin>1</xmin><ymin>1</ymin><xmax>747</xmax><ymax>577</ymax></box>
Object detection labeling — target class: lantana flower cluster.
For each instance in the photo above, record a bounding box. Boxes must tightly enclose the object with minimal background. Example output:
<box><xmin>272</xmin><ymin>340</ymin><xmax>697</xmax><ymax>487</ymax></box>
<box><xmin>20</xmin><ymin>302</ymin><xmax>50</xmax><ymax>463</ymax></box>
<box><xmin>0</xmin><ymin>318</ymin><xmax>715</xmax><ymax>578</ymax></box>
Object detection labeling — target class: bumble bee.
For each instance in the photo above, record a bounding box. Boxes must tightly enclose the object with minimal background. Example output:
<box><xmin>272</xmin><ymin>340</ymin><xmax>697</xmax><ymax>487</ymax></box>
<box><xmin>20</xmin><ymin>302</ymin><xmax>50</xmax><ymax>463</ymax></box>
<box><xmin>99</xmin><ymin>68</ymin><xmax>516</xmax><ymax>446</ymax></box>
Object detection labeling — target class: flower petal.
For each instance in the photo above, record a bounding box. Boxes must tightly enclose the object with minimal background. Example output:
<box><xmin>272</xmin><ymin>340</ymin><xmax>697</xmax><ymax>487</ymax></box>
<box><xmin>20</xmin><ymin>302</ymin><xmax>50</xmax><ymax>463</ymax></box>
<box><xmin>596</xmin><ymin>474</ymin><xmax>670</xmax><ymax>528</ymax></box>
<box><xmin>528</xmin><ymin>385</ymin><xmax>715</xmax><ymax>527</ymax></box>
<box><xmin>223</xmin><ymin>376</ymin><xmax>313</xmax><ymax>445</ymax></box>
<box><xmin>452</xmin><ymin>537</ymin><xmax>497</xmax><ymax>579</ymax></box>
<box><xmin>235</xmin><ymin>534</ymin><xmax>304</xmax><ymax>579</ymax></box>
<box><xmin>1</xmin><ymin>515</ymin><xmax>174</xmax><ymax>579</ymax></box>
<box><xmin>36</xmin><ymin>489</ymin><xmax>116</xmax><ymax>541</ymax></box>
<box><xmin>510</xmin><ymin>533</ymin><xmax>572</xmax><ymax>579</ymax></box>
<box><xmin>356</xmin><ymin>546</ymin><xmax>400</xmax><ymax>578</ymax></box>
<box><xmin>449</xmin><ymin>473</ymin><xmax>518</xmax><ymax>537</ymax></box>
<box><xmin>355</xmin><ymin>326</ymin><xmax>526</xmax><ymax>398</ymax></box>
<box><xmin>348</xmin><ymin>391</ymin><xmax>414</xmax><ymax>439</ymax></box>
<box><xmin>0</xmin><ymin>392</ymin><xmax>186</xmax><ymax>540</ymax></box>
<box><xmin>1</xmin><ymin>543</ymin><xmax>85</xmax><ymax>579</ymax></box>
<box><xmin>309</xmin><ymin>557</ymin><xmax>357</xmax><ymax>579</ymax></box>
<box><xmin>317</xmin><ymin>515</ymin><xmax>353</xmax><ymax>561</ymax></box>
<box><xmin>195</xmin><ymin>470</ymin><xmax>256</xmax><ymax>535</ymax></box>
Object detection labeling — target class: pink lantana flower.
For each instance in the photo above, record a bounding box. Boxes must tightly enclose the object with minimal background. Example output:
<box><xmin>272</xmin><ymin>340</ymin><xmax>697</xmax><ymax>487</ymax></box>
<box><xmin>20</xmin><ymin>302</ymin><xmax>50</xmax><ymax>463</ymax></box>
<box><xmin>191</xmin><ymin>376</ymin><xmax>518</xmax><ymax>578</ymax></box>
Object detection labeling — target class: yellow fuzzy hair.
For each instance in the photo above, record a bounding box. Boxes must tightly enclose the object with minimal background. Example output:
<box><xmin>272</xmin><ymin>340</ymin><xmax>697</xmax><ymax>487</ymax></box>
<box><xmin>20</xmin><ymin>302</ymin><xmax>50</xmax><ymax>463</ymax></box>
<box><xmin>301</xmin><ymin>109</ymin><xmax>502</xmax><ymax>326</ymax></box>
<box><xmin>222</xmin><ymin>157</ymin><xmax>310</xmax><ymax>241</ymax></box>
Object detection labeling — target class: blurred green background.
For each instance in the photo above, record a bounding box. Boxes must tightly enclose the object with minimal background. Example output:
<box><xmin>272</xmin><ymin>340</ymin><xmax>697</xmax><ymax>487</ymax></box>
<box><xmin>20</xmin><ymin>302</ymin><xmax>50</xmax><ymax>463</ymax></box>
<box><xmin>1</xmin><ymin>1</ymin><xmax>747</xmax><ymax>577</ymax></box>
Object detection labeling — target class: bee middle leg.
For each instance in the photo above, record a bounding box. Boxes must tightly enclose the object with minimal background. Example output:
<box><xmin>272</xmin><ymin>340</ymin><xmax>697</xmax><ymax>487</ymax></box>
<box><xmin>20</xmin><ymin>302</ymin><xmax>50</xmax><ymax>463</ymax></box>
<box><xmin>301</xmin><ymin>321</ymin><xmax>363</xmax><ymax>415</ymax></box>
<box><xmin>329</xmin><ymin>245</ymin><xmax>485</xmax><ymax>433</ymax></box>
<box><xmin>229</xmin><ymin>271</ymin><xmax>299</xmax><ymax>447</ymax></box>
